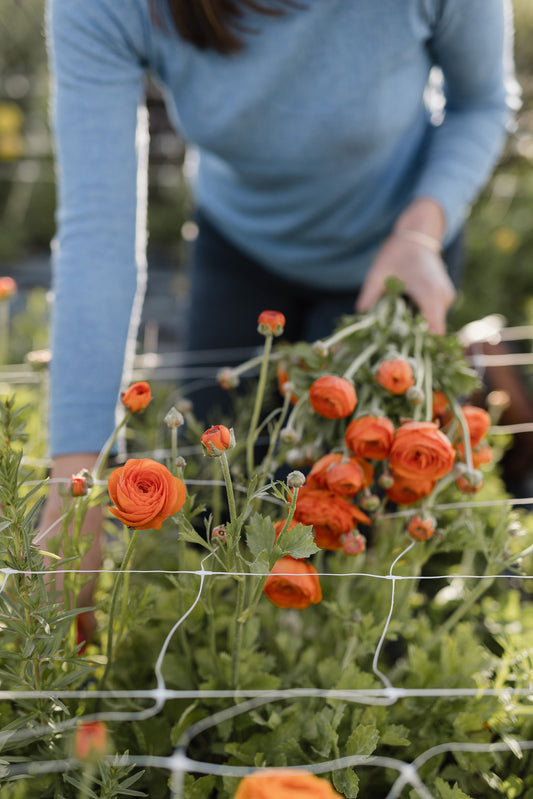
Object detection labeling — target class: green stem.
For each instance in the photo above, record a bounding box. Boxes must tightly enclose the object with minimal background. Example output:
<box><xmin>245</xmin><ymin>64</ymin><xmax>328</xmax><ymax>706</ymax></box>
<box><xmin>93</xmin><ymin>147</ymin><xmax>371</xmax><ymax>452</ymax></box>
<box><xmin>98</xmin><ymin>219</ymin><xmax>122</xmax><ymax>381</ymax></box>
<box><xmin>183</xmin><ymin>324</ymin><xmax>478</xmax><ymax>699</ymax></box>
<box><xmin>424</xmin><ymin>353</ymin><xmax>433</xmax><ymax>422</ymax></box>
<box><xmin>0</xmin><ymin>301</ymin><xmax>10</xmax><ymax>366</ymax></box>
<box><xmin>343</xmin><ymin>342</ymin><xmax>379</xmax><ymax>382</ymax></box>
<box><xmin>431</xmin><ymin>573</ymin><xmax>495</xmax><ymax>645</ymax></box>
<box><xmin>258</xmin><ymin>392</ymin><xmax>292</xmax><ymax>482</ymax></box>
<box><xmin>450</xmin><ymin>399</ymin><xmax>474</xmax><ymax>471</ymax></box>
<box><xmin>231</xmin><ymin>577</ymin><xmax>246</xmax><ymax>688</ymax></box>
<box><xmin>246</xmin><ymin>334</ymin><xmax>273</xmax><ymax>478</ymax></box>
<box><xmin>220</xmin><ymin>451</ymin><xmax>238</xmax><ymax>531</ymax></box>
<box><xmin>98</xmin><ymin>528</ymin><xmax>139</xmax><ymax>691</ymax></box>
<box><xmin>318</xmin><ymin>313</ymin><xmax>377</xmax><ymax>350</ymax></box>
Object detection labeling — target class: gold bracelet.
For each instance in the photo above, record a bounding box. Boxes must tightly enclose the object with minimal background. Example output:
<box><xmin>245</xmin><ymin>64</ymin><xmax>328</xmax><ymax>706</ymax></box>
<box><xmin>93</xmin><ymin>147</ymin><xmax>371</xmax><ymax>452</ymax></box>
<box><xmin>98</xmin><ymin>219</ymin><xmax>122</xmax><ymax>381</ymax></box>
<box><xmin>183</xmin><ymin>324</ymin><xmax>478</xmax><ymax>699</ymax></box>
<box><xmin>393</xmin><ymin>228</ymin><xmax>442</xmax><ymax>255</ymax></box>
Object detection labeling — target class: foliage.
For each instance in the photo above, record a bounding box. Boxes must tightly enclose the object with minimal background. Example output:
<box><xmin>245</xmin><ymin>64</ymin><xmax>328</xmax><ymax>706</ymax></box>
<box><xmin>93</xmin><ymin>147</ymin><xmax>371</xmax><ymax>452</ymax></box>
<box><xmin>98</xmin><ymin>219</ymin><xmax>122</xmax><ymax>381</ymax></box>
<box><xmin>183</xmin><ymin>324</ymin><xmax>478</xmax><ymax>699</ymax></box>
<box><xmin>1</xmin><ymin>288</ymin><xmax>533</xmax><ymax>798</ymax></box>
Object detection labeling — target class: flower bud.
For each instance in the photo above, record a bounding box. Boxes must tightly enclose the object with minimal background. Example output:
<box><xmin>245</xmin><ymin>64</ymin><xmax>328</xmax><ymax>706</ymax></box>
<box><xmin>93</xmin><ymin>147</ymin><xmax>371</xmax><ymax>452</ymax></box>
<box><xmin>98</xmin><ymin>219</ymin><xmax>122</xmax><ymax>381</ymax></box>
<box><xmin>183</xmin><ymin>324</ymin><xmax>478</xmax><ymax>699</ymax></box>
<box><xmin>359</xmin><ymin>492</ymin><xmax>381</xmax><ymax>512</ymax></box>
<box><xmin>25</xmin><ymin>349</ymin><xmax>52</xmax><ymax>370</ymax></box>
<box><xmin>175</xmin><ymin>456</ymin><xmax>187</xmax><ymax>470</ymax></box>
<box><xmin>406</xmin><ymin>386</ymin><xmax>425</xmax><ymax>405</ymax></box>
<box><xmin>74</xmin><ymin>721</ymin><xmax>109</xmax><ymax>762</ymax></box>
<box><xmin>378</xmin><ymin>472</ymin><xmax>395</xmax><ymax>490</ymax></box>
<box><xmin>70</xmin><ymin>475</ymin><xmax>88</xmax><ymax>497</ymax></box>
<box><xmin>200</xmin><ymin>425</ymin><xmax>235</xmax><ymax>456</ymax></box>
<box><xmin>217</xmin><ymin>367</ymin><xmax>240</xmax><ymax>390</ymax></box>
<box><xmin>257</xmin><ymin>309</ymin><xmax>286</xmax><ymax>337</ymax></box>
<box><xmin>121</xmin><ymin>381</ymin><xmax>152</xmax><ymax>412</ymax></box>
<box><xmin>287</xmin><ymin>470</ymin><xmax>306</xmax><ymax>489</ymax></box>
<box><xmin>312</xmin><ymin>340</ymin><xmax>329</xmax><ymax>358</ymax></box>
<box><xmin>280</xmin><ymin>427</ymin><xmax>300</xmax><ymax>444</ymax></box>
<box><xmin>341</xmin><ymin>531</ymin><xmax>366</xmax><ymax>556</ymax></box>
<box><xmin>407</xmin><ymin>513</ymin><xmax>436</xmax><ymax>541</ymax></box>
<box><xmin>164</xmin><ymin>406</ymin><xmax>184</xmax><ymax>428</ymax></box>
<box><xmin>0</xmin><ymin>276</ymin><xmax>17</xmax><ymax>301</ymax></box>
<box><xmin>456</xmin><ymin>469</ymin><xmax>483</xmax><ymax>494</ymax></box>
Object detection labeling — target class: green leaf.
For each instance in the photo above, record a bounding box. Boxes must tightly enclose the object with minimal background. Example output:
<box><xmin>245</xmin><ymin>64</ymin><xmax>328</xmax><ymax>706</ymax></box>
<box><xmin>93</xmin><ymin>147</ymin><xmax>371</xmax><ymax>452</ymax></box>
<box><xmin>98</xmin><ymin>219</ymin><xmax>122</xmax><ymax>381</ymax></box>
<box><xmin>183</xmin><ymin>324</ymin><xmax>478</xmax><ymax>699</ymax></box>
<box><xmin>344</xmin><ymin>724</ymin><xmax>379</xmax><ymax>758</ymax></box>
<box><xmin>434</xmin><ymin>777</ymin><xmax>475</xmax><ymax>799</ymax></box>
<box><xmin>273</xmin><ymin>522</ymin><xmax>319</xmax><ymax>560</ymax></box>
<box><xmin>333</xmin><ymin>768</ymin><xmax>359</xmax><ymax>798</ymax></box>
<box><xmin>245</xmin><ymin>513</ymin><xmax>276</xmax><ymax>559</ymax></box>
<box><xmin>183</xmin><ymin>774</ymin><xmax>216</xmax><ymax>799</ymax></box>
<box><xmin>380</xmin><ymin>724</ymin><xmax>410</xmax><ymax>747</ymax></box>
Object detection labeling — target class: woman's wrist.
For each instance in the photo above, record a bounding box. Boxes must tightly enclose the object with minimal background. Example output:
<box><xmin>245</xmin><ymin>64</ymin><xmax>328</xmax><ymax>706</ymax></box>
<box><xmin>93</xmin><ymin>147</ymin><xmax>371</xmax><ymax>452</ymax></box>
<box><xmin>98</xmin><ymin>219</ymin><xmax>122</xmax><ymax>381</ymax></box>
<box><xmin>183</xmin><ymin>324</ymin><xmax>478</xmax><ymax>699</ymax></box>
<box><xmin>391</xmin><ymin>228</ymin><xmax>442</xmax><ymax>255</ymax></box>
<box><xmin>393</xmin><ymin>196</ymin><xmax>446</xmax><ymax>245</ymax></box>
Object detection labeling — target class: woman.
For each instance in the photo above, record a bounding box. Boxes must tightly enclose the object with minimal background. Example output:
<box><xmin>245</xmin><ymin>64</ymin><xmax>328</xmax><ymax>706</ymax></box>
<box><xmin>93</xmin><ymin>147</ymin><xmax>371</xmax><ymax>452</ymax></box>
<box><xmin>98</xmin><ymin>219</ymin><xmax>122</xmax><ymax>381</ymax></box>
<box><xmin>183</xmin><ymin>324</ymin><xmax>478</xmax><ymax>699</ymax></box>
<box><xmin>42</xmin><ymin>0</ymin><xmax>516</xmax><ymax>613</ymax></box>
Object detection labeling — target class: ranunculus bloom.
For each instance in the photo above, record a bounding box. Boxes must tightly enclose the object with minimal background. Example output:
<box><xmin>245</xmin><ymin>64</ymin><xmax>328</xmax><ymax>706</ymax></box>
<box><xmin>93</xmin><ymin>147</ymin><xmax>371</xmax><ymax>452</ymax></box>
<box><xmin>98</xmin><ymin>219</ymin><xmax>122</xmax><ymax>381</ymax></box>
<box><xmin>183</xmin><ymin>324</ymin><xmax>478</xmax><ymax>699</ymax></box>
<box><xmin>344</xmin><ymin>415</ymin><xmax>395</xmax><ymax>460</ymax></box>
<box><xmin>309</xmin><ymin>376</ymin><xmax>357</xmax><ymax>419</ymax></box>
<box><xmin>108</xmin><ymin>459</ymin><xmax>186</xmax><ymax>530</ymax></box>
<box><xmin>234</xmin><ymin>770</ymin><xmax>342</xmax><ymax>798</ymax></box>
<box><xmin>200</xmin><ymin>424</ymin><xmax>233</xmax><ymax>456</ymax></box>
<box><xmin>460</xmin><ymin>404</ymin><xmax>491</xmax><ymax>446</ymax></box>
<box><xmin>307</xmin><ymin>453</ymin><xmax>369</xmax><ymax>498</ymax></box>
<box><xmin>74</xmin><ymin>721</ymin><xmax>108</xmax><ymax>761</ymax></box>
<box><xmin>407</xmin><ymin>514</ymin><xmax>436</xmax><ymax>541</ymax></box>
<box><xmin>257</xmin><ymin>309</ymin><xmax>286</xmax><ymax>336</ymax></box>
<box><xmin>388</xmin><ymin>421</ymin><xmax>455</xmax><ymax>482</ymax></box>
<box><xmin>263</xmin><ymin>556</ymin><xmax>322</xmax><ymax>609</ymax></box>
<box><xmin>0</xmin><ymin>276</ymin><xmax>17</xmax><ymax>300</ymax></box>
<box><xmin>385</xmin><ymin>474</ymin><xmax>436</xmax><ymax>506</ymax></box>
<box><xmin>375</xmin><ymin>358</ymin><xmax>414</xmax><ymax>395</ymax></box>
<box><xmin>121</xmin><ymin>381</ymin><xmax>152</xmax><ymax>412</ymax></box>
<box><xmin>294</xmin><ymin>486</ymin><xmax>370</xmax><ymax>550</ymax></box>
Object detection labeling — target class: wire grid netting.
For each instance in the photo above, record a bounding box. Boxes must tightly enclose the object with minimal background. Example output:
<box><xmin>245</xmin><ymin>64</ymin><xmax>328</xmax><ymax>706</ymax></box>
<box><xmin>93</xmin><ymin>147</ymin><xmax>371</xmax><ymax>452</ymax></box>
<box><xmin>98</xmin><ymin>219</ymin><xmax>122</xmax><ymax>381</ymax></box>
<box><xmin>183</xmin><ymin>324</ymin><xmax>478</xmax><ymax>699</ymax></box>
<box><xmin>1</xmin><ymin>327</ymin><xmax>533</xmax><ymax>798</ymax></box>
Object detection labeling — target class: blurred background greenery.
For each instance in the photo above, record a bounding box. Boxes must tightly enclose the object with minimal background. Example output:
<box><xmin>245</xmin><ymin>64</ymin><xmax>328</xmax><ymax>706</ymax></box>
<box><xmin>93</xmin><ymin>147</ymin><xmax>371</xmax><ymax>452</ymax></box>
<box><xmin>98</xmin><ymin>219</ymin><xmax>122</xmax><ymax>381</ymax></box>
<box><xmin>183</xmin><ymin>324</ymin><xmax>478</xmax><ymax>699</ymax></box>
<box><xmin>0</xmin><ymin>0</ymin><xmax>532</xmax><ymax>331</ymax></box>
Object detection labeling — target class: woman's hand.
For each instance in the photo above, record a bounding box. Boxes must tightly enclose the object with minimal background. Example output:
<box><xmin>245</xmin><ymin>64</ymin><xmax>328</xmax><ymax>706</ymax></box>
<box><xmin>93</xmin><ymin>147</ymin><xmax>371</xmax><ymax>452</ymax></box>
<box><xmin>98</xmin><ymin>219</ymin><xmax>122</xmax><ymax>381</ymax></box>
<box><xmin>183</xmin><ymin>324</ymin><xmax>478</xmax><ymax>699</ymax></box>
<box><xmin>356</xmin><ymin>233</ymin><xmax>456</xmax><ymax>334</ymax></box>
<box><xmin>356</xmin><ymin>196</ymin><xmax>455</xmax><ymax>334</ymax></box>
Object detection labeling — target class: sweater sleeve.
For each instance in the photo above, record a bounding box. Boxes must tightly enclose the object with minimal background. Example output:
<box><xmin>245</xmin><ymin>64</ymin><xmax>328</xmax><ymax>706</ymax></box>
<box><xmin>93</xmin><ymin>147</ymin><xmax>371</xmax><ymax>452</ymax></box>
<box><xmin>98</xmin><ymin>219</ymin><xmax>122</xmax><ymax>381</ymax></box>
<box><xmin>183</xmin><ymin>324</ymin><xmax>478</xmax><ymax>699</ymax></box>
<box><xmin>413</xmin><ymin>0</ymin><xmax>520</xmax><ymax>243</ymax></box>
<box><xmin>46</xmin><ymin>0</ymin><xmax>149</xmax><ymax>456</ymax></box>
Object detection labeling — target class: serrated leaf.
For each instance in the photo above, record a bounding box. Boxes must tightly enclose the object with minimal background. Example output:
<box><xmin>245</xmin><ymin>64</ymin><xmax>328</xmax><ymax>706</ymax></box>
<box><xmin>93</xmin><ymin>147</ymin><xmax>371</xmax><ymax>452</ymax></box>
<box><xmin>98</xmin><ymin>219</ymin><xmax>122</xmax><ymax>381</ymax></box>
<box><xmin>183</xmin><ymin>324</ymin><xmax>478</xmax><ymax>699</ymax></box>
<box><xmin>380</xmin><ymin>724</ymin><xmax>410</xmax><ymax>747</ymax></box>
<box><xmin>434</xmin><ymin>777</ymin><xmax>474</xmax><ymax>799</ymax></box>
<box><xmin>274</xmin><ymin>522</ymin><xmax>319</xmax><ymax>560</ymax></box>
<box><xmin>245</xmin><ymin>513</ymin><xmax>276</xmax><ymax>559</ymax></box>
<box><xmin>345</xmin><ymin>724</ymin><xmax>379</xmax><ymax>758</ymax></box>
<box><xmin>333</xmin><ymin>768</ymin><xmax>359</xmax><ymax>798</ymax></box>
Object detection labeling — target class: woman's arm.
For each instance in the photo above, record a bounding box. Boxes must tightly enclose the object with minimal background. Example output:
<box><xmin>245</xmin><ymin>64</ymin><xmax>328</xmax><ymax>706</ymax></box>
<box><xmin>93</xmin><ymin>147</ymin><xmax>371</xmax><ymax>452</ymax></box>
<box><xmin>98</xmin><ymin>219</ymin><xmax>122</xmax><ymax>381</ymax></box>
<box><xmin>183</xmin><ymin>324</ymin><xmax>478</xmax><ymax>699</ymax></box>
<box><xmin>46</xmin><ymin>0</ymin><xmax>149</xmax><ymax>457</ymax></box>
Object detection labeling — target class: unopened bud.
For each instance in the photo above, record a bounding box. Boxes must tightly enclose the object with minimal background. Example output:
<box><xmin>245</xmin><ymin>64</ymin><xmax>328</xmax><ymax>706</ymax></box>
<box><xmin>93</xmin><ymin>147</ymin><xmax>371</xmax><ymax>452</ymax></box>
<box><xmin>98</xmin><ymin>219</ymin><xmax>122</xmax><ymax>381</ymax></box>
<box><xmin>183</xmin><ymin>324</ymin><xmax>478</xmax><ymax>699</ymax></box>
<box><xmin>341</xmin><ymin>531</ymin><xmax>366</xmax><ymax>556</ymax></box>
<box><xmin>312</xmin><ymin>340</ymin><xmax>329</xmax><ymax>358</ymax></box>
<box><xmin>217</xmin><ymin>367</ymin><xmax>240</xmax><ymax>390</ymax></box>
<box><xmin>280</xmin><ymin>427</ymin><xmax>300</xmax><ymax>444</ymax></box>
<box><xmin>406</xmin><ymin>386</ymin><xmax>425</xmax><ymax>405</ymax></box>
<box><xmin>360</xmin><ymin>492</ymin><xmax>380</xmax><ymax>512</ymax></box>
<box><xmin>287</xmin><ymin>470</ymin><xmax>306</xmax><ymax>489</ymax></box>
<box><xmin>378</xmin><ymin>472</ymin><xmax>395</xmax><ymax>490</ymax></box>
<box><xmin>175</xmin><ymin>456</ymin><xmax>187</xmax><ymax>469</ymax></box>
<box><xmin>164</xmin><ymin>407</ymin><xmax>184</xmax><ymax>428</ymax></box>
<box><xmin>211</xmin><ymin>525</ymin><xmax>227</xmax><ymax>544</ymax></box>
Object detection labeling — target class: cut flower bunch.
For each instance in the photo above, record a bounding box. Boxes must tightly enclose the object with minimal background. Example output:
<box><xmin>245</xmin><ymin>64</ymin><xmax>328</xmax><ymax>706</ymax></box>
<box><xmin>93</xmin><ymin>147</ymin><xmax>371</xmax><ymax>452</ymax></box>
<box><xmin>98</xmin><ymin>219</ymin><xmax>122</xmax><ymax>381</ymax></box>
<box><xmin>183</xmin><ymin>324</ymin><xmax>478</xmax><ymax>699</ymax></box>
<box><xmin>1</xmin><ymin>281</ymin><xmax>533</xmax><ymax>799</ymax></box>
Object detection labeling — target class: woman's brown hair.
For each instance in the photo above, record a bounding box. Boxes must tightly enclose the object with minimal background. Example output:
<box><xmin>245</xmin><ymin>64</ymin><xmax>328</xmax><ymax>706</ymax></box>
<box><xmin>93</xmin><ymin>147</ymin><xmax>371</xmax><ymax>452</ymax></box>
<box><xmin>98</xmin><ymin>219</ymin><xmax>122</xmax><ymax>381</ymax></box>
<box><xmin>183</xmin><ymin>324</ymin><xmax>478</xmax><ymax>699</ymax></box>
<box><xmin>152</xmin><ymin>1</ymin><xmax>301</xmax><ymax>53</ymax></box>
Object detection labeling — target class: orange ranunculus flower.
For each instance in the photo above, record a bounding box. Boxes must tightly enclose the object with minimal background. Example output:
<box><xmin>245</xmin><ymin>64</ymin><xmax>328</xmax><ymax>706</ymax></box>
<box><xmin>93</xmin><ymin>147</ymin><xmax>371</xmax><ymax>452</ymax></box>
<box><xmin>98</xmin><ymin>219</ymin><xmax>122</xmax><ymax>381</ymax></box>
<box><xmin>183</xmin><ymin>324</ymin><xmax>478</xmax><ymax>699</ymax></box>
<box><xmin>108</xmin><ymin>458</ymin><xmax>186</xmax><ymax>530</ymax></box>
<box><xmin>460</xmin><ymin>404</ymin><xmax>491</xmax><ymax>446</ymax></box>
<box><xmin>385</xmin><ymin>473</ymin><xmax>436</xmax><ymax>506</ymax></box>
<box><xmin>263</xmin><ymin>557</ymin><xmax>322</xmax><ymax>609</ymax></box>
<box><xmin>375</xmin><ymin>358</ymin><xmax>414</xmax><ymax>395</ymax></box>
<box><xmin>407</xmin><ymin>514</ymin><xmax>436</xmax><ymax>541</ymax></box>
<box><xmin>257</xmin><ymin>309</ymin><xmax>286</xmax><ymax>336</ymax></box>
<box><xmin>388</xmin><ymin>421</ymin><xmax>455</xmax><ymax>482</ymax></box>
<box><xmin>277</xmin><ymin>362</ymin><xmax>300</xmax><ymax>405</ymax></box>
<box><xmin>344</xmin><ymin>414</ymin><xmax>395</xmax><ymax>460</ymax></box>
<box><xmin>121</xmin><ymin>381</ymin><xmax>152</xmax><ymax>412</ymax></box>
<box><xmin>74</xmin><ymin>721</ymin><xmax>108</xmax><ymax>761</ymax></box>
<box><xmin>294</xmin><ymin>486</ymin><xmax>370</xmax><ymax>550</ymax></box>
<box><xmin>307</xmin><ymin>453</ymin><xmax>369</xmax><ymax>498</ymax></box>
<box><xmin>0</xmin><ymin>276</ymin><xmax>17</xmax><ymax>300</ymax></box>
<box><xmin>234</xmin><ymin>770</ymin><xmax>342</xmax><ymax>798</ymax></box>
<box><xmin>309</xmin><ymin>376</ymin><xmax>357</xmax><ymax>419</ymax></box>
<box><xmin>200</xmin><ymin>424</ymin><xmax>233</xmax><ymax>456</ymax></box>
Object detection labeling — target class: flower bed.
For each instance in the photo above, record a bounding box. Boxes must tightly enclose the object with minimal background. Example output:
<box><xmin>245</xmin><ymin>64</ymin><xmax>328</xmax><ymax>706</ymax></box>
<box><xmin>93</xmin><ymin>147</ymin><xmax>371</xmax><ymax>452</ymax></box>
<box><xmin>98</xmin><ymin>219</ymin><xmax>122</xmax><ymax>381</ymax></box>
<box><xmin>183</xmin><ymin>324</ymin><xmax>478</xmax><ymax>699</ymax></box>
<box><xmin>1</xmin><ymin>282</ymin><xmax>533</xmax><ymax>799</ymax></box>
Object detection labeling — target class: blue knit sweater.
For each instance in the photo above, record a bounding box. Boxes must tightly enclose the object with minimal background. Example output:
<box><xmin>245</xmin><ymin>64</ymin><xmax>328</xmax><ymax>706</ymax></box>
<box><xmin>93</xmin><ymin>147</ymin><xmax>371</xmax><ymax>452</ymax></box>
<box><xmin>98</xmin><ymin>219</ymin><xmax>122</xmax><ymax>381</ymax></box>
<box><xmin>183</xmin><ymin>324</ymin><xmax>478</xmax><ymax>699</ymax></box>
<box><xmin>46</xmin><ymin>0</ymin><xmax>516</xmax><ymax>455</ymax></box>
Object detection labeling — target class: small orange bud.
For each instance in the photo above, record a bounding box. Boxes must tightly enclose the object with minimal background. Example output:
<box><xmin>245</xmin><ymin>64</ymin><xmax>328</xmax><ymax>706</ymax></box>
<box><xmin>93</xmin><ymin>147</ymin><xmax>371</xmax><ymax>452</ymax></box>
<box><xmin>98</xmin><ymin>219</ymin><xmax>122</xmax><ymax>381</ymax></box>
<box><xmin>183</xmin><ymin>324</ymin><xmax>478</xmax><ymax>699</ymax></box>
<box><xmin>70</xmin><ymin>475</ymin><xmax>87</xmax><ymax>497</ymax></box>
<box><xmin>121</xmin><ymin>381</ymin><xmax>152</xmax><ymax>412</ymax></box>
<box><xmin>407</xmin><ymin>513</ymin><xmax>436</xmax><ymax>541</ymax></box>
<box><xmin>257</xmin><ymin>310</ymin><xmax>286</xmax><ymax>336</ymax></box>
<box><xmin>341</xmin><ymin>531</ymin><xmax>366</xmax><ymax>556</ymax></box>
<box><xmin>74</xmin><ymin>721</ymin><xmax>108</xmax><ymax>761</ymax></box>
<box><xmin>200</xmin><ymin>424</ymin><xmax>234</xmax><ymax>456</ymax></box>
